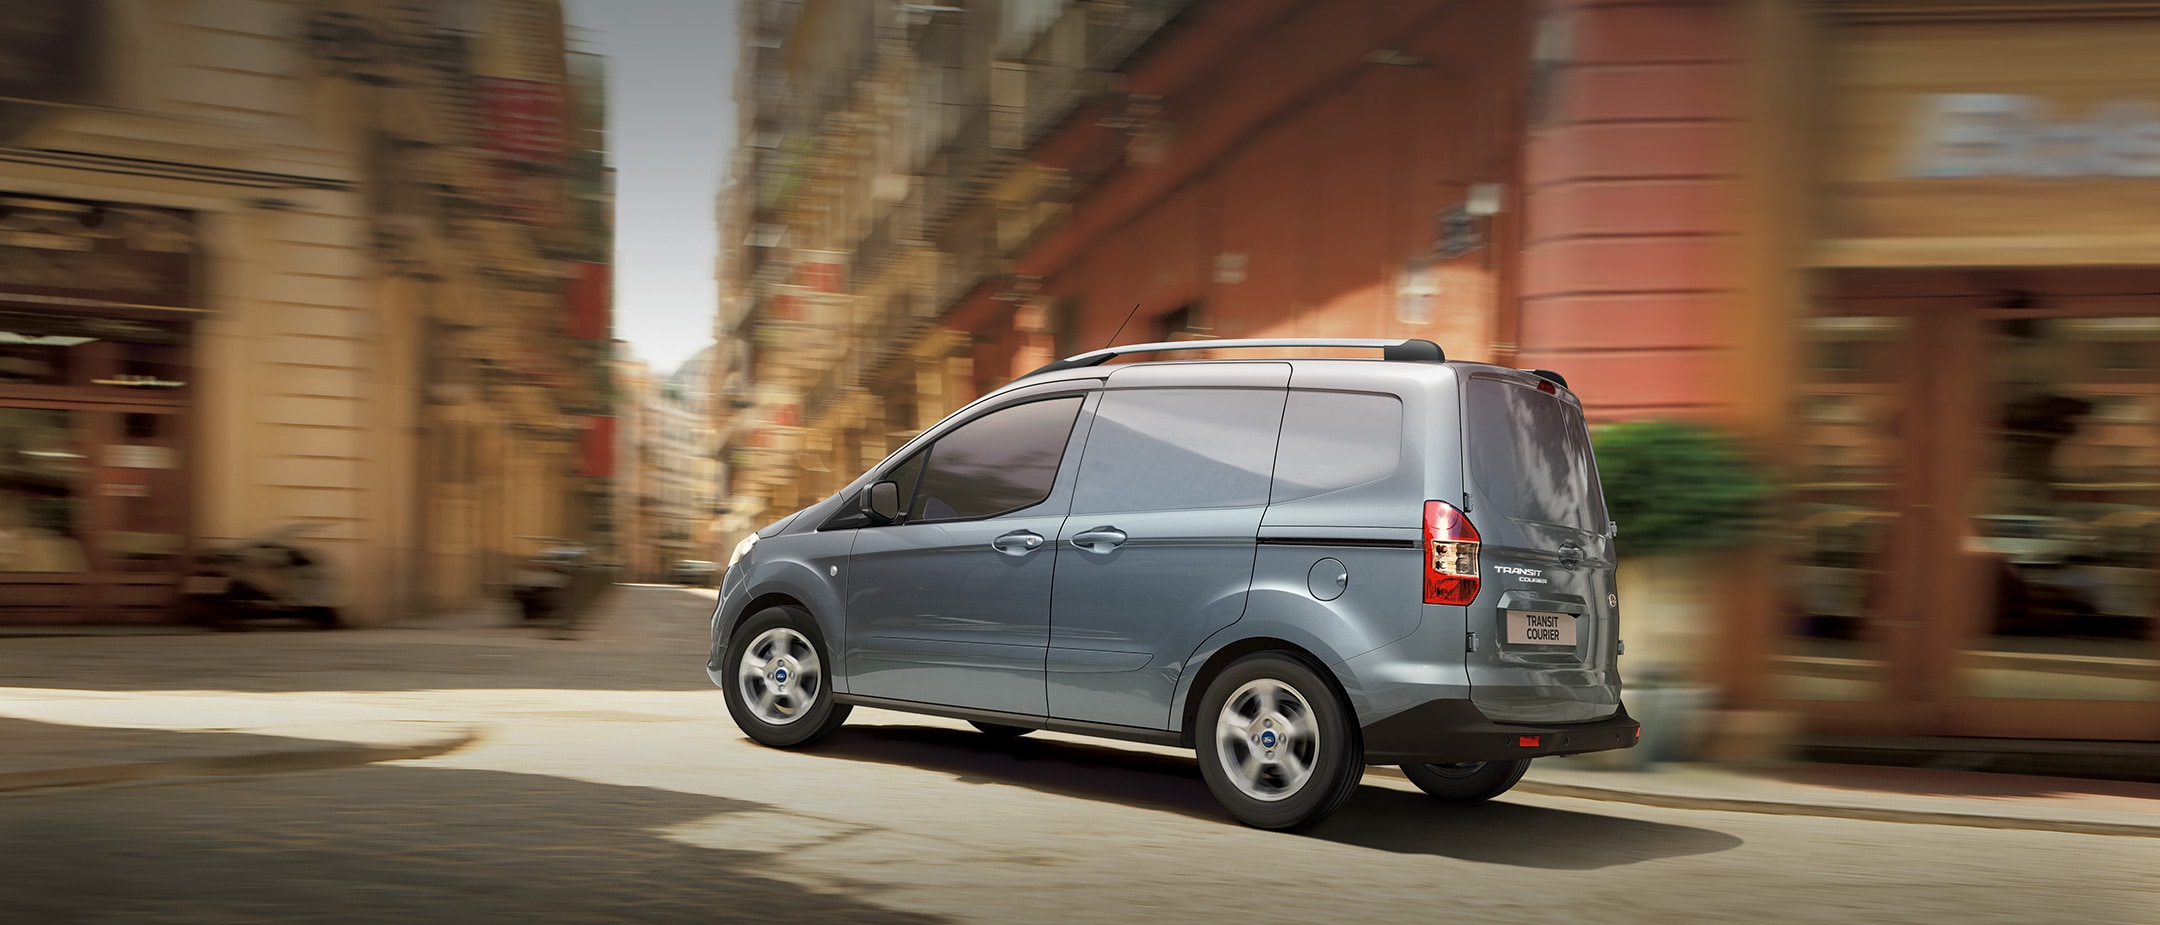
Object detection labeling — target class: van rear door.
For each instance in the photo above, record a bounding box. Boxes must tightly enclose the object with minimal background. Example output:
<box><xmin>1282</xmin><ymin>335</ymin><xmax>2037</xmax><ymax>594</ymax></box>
<box><xmin>1459</xmin><ymin>374</ymin><xmax>1621</xmax><ymax>724</ymax></box>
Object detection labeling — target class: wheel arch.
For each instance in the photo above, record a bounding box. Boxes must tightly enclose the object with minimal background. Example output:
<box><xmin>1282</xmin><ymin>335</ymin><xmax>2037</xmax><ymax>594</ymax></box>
<box><xmin>1175</xmin><ymin>635</ymin><xmax>1360</xmax><ymax>750</ymax></box>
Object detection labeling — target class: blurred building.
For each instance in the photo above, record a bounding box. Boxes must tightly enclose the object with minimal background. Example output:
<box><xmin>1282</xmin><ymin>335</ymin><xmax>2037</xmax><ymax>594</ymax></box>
<box><xmin>714</xmin><ymin>0</ymin><xmax>1210</xmax><ymax>544</ymax></box>
<box><xmin>610</xmin><ymin>343</ymin><xmax>653</xmax><ymax>578</ymax></box>
<box><xmin>658</xmin><ymin>345</ymin><xmax>720</xmax><ymax>577</ymax></box>
<box><xmin>615</xmin><ymin>344</ymin><xmax>719</xmax><ymax>583</ymax></box>
<box><xmin>715</xmin><ymin>0</ymin><xmax>2159</xmax><ymax>744</ymax></box>
<box><xmin>0</xmin><ymin>1</ymin><xmax>613</xmax><ymax>625</ymax></box>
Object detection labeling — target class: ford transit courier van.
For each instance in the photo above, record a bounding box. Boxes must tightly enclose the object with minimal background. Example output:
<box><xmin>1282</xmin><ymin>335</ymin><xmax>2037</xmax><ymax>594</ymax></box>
<box><xmin>708</xmin><ymin>338</ymin><xmax>1637</xmax><ymax>830</ymax></box>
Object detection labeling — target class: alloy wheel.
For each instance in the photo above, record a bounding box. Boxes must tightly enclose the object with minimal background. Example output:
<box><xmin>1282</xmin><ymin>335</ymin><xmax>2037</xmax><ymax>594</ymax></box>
<box><xmin>735</xmin><ymin>626</ymin><xmax>823</xmax><ymax>725</ymax></box>
<box><xmin>1212</xmin><ymin>678</ymin><xmax>1321</xmax><ymax>802</ymax></box>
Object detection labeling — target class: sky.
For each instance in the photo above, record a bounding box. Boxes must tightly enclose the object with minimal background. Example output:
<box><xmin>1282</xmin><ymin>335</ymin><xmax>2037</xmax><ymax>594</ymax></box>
<box><xmin>561</xmin><ymin>0</ymin><xmax>740</xmax><ymax>377</ymax></box>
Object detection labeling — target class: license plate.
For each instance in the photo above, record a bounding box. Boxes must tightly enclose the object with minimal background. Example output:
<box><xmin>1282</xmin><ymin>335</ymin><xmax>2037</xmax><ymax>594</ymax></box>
<box><xmin>1506</xmin><ymin>610</ymin><xmax>1577</xmax><ymax>646</ymax></box>
<box><xmin>182</xmin><ymin>575</ymin><xmax>231</xmax><ymax>595</ymax></box>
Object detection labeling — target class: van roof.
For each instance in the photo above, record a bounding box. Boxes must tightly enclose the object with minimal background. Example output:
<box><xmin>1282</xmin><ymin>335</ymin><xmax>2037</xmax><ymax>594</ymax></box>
<box><xmin>1009</xmin><ymin>338</ymin><xmax>1570</xmax><ymax>391</ymax></box>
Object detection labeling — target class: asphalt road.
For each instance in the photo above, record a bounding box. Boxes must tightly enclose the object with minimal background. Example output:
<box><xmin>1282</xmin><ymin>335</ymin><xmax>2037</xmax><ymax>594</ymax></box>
<box><xmin>2</xmin><ymin>586</ymin><xmax>2155</xmax><ymax>925</ymax></box>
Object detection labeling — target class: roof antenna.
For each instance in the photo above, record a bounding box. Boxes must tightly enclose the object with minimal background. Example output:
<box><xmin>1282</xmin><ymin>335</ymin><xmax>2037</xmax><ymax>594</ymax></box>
<box><xmin>1100</xmin><ymin>303</ymin><xmax>1141</xmax><ymax>352</ymax></box>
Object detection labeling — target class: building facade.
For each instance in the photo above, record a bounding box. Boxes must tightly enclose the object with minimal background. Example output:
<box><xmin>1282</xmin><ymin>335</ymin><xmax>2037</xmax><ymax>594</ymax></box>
<box><xmin>714</xmin><ymin>0</ymin><xmax>1208</xmax><ymax>548</ymax></box>
<box><xmin>715</xmin><ymin>0</ymin><xmax>2159</xmax><ymax>743</ymax></box>
<box><xmin>0</xmin><ymin>0</ymin><xmax>612</xmax><ymax>625</ymax></box>
<box><xmin>616</xmin><ymin>344</ymin><xmax>719</xmax><ymax>583</ymax></box>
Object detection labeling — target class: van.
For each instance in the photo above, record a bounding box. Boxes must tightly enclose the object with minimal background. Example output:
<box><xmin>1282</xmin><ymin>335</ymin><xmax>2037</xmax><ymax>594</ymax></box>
<box><xmin>707</xmin><ymin>338</ymin><xmax>1638</xmax><ymax>830</ymax></box>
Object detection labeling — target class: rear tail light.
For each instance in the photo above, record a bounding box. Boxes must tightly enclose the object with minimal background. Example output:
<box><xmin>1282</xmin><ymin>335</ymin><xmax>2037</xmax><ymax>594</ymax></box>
<box><xmin>1424</xmin><ymin>500</ymin><xmax>1481</xmax><ymax>605</ymax></box>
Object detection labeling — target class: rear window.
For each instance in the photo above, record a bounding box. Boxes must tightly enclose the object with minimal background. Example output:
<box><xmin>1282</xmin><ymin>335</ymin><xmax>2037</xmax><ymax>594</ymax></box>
<box><xmin>1464</xmin><ymin>377</ymin><xmax>1607</xmax><ymax>532</ymax></box>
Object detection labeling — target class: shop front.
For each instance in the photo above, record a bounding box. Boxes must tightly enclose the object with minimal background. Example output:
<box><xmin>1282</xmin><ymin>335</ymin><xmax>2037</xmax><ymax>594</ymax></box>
<box><xmin>0</xmin><ymin>194</ymin><xmax>198</xmax><ymax>624</ymax></box>
<box><xmin>1770</xmin><ymin>8</ymin><xmax>2160</xmax><ymax>740</ymax></box>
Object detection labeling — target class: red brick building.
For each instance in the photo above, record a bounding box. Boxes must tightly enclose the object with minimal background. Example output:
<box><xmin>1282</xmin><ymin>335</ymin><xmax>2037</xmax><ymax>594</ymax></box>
<box><xmin>950</xmin><ymin>0</ymin><xmax>2160</xmax><ymax>744</ymax></box>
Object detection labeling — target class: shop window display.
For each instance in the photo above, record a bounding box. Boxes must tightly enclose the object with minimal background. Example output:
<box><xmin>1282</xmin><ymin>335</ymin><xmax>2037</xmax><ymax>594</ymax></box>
<box><xmin>1965</xmin><ymin>317</ymin><xmax>2160</xmax><ymax>701</ymax></box>
<box><xmin>1777</xmin><ymin>315</ymin><xmax>1907</xmax><ymax>702</ymax></box>
<box><xmin>0</xmin><ymin>408</ymin><xmax>87</xmax><ymax>572</ymax></box>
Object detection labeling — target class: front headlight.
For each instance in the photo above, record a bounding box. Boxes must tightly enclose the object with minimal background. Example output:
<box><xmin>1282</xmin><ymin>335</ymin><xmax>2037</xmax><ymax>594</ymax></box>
<box><xmin>726</xmin><ymin>533</ymin><xmax>758</xmax><ymax>570</ymax></box>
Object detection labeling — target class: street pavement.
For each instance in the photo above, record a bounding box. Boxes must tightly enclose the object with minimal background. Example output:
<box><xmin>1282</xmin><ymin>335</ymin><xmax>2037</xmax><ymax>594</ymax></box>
<box><xmin>2</xmin><ymin>586</ymin><xmax>2156</xmax><ymax>924</ymax></box>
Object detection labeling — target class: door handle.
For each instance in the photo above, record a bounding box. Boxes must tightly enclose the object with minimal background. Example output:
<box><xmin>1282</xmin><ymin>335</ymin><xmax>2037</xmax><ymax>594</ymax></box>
<box><xmin>1069</xmin><ymin>526</ymin><xmax>1128</xmax><ymax>554</ymax></box>
<box><xmin>1558</xmin><ymin>543</ymin><xmax>1584</xmax><ymax>565</ymax></box>
<box><xmin>990</xmin><ymin>530</ymin><xmax>1046</xmax><ymax>557</ymax></box>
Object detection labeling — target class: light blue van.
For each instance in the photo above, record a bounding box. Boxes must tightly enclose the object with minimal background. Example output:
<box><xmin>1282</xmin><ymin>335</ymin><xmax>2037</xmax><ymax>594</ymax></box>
<box><xmin>709</xmin><ymin>339</ymin><xmax>1637</xmax><ymax>829</ymax></box>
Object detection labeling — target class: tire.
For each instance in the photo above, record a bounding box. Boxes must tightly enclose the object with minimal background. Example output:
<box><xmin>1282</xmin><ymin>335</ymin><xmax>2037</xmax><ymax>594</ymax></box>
<box><xmin>1194</xmin><ymin>653</ymin><xmax>1364</xmax><ymax>831</ymax></box>
<box><xmin>1400</xmin><ymin>759</ymin><xmax>1531</xmax><ymax>802</ymax></box>
<box><xmin>969</xmin><ymin>721</ymin><xmax>1036</xmax><ymax>739</ymax></box>
<box><xmin>722</xmin><ymin>606</ymin><xmax>851</xmax><ymax>748</ymax></box>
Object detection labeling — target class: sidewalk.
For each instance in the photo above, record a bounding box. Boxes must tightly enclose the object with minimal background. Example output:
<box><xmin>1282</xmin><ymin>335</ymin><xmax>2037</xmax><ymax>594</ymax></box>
<box><xmin>1501</xmin><ymin>761</ymin><xmax>2160</xmax><ymax>838</ymax></box>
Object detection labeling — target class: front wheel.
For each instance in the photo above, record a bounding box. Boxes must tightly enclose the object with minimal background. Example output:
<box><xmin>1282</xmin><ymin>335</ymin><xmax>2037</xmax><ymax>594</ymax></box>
<box><xmin>1194</xmin><ymin>654</ymin><xmax>1363</xmax><ymax>831</ymax></box>
<box><xmin>1400</xmin><ymin>759</ymin><xmax>1531</xmax><ymax>802</ymax></box>
<box><xmin>722</xmin><ymin>606</ymin><xmax>851</xmax><ymax>748</ymax></box>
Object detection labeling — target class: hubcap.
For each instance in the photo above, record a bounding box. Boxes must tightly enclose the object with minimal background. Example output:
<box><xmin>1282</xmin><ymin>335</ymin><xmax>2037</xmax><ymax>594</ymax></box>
<box><xmin>736</xmin><ymin>627</ymin><xmax>823</xmax><ymax>726</ymax></box>
<box><xmin>1213</xmin><ymin>678</ymin><xmax>1321</xmax><ymax>802</ymax></box>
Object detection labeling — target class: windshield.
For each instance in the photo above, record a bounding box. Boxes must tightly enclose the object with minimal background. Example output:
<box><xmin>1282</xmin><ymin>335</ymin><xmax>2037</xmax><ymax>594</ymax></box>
<box><xmin>1464</xmin><ymin>377</ymin><xmax>1608</xmax><ymax>533</ymax></box>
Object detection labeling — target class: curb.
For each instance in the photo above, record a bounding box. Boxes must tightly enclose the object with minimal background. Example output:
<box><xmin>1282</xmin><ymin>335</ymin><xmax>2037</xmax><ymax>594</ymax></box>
<box><xmin>0</xmin><ymin>727</ymin><xmax>483</xmax><ymax>794</ymax></box>
<box><xmin>1366</xmin><ymin>767</ymin><xmax>2160</xmax><ymax>839</ymax></box>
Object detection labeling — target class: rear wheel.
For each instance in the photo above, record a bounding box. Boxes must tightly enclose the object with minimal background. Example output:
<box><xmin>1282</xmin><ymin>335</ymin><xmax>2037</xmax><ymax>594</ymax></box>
<box><xmin>1194</xmin><ymin>654</ymin><xmax>1363</xmax><ymax>831</ymax></box>
<box><xmin>1400</xmin><ymin>759</ymin><xmax>1530</xmax><ymax>802</ymax></box>
<box><xmin>723</xmin><ymin>607</ymin><xmax>851</xmax><ymax>748</ymax></box>
<box><xmin>969</xmin><ymin>721</ymin><xmax>1035</xmax><ymax>739</ymax></box>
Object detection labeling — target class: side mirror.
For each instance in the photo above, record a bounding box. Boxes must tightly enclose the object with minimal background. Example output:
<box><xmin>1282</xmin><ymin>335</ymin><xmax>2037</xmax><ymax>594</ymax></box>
<box><xmin>864</xmin><ymin>481</ymin><xmax>901</xmax><ymax>524</ymax></box>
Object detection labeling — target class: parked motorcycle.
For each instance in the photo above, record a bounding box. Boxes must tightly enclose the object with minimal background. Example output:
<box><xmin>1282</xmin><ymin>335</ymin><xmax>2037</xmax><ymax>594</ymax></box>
<box><xmin>510</xmin><ymin>536</ymin><xmax>591</xmax><ymax>623</ymax></box>
<box><xmin>178</xmin><ymin>523</ymin><xmax>343</xmax><ymax>629</ymax></box>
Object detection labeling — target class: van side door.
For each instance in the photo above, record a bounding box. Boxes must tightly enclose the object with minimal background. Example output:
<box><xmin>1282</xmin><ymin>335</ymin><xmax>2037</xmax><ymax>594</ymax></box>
<box><xmin>843</xmin><ymin>390</ymin><xmax>1094</xmax><ymax>717</ymax></box>
<box><xmin>1046</xmin><ymin>363</ymin><xmax>1290</xmax><ymax>730</ymax></box>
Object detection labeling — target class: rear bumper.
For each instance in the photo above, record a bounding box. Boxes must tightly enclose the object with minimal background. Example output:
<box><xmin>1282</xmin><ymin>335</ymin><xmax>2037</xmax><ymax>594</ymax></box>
<box><xmin>1360</xmin><ymin>699</ymin><xmax>1639</xmax><ymax>765</ymax></box>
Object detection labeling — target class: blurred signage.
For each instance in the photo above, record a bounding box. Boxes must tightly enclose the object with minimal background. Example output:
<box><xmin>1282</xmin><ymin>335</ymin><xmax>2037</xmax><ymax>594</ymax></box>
<box><xmin>1908</xmin><ymin>94</ymin><xmax>2160</xmax><ymax>179</ymax></box>
<box><xmin>565</xmin><ymin>261</ymin><xmax>609</xmax><ymax>339</ymax></box>
<box><xmin>797</xmin><ymin>253</ymin><xmax>847</xmax><ymax>294</ymax></box>
<box><xmin>582</xmin><ymin>416</ymin><xmax>616</xmax><ymax>478</ymax></box>
<box><xmin>104</xmin><ymin>445</ymin><xmax>178</xmax><ymax>470</ymax></box>
<box><xmin>0</xmin><ymin>196</ymin><xmax>197</xmax><ymax>314</ymax></box>
<box><xmin>479</xmin><ymin>77</ymin><xmax>566</xmax><ymax>221</ymax></box>
<box><xmin>479</xmin><ymin>77</ymin><xmax>566</xmax><ymax>164</ymax></box>
<box><xmin>1828</xmin><ymin>19</ymin><xmax>2160</xmax><ymax>246</ymax></box>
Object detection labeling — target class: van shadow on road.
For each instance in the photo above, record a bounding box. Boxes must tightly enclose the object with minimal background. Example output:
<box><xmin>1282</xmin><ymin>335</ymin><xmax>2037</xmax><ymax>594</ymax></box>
<box><xmin>803</xmin><ymin>724</ymin><xmax>1744</xmax><ymax>869</ymax></box>
<box><xmin>0</xmin><ymin>758</ymin><xmax>946</xmax><ymax>925</ymax></box>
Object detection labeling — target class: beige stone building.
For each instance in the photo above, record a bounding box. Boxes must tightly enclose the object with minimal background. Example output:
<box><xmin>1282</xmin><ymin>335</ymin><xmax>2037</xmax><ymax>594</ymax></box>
<box><xmin>0</xmin><ymin>0</ymin><xmax>612</xmax><ymax>625</ymax></box>
<box><xmin>712</xmin><ymin>0</ymin><xmax>1196</xmax><ymax>552</ymax></box>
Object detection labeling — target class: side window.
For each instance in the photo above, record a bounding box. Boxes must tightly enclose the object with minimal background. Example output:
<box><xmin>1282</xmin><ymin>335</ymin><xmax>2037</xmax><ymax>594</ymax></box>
<box><xmin>1272</xmin><ymin>390</ymin><xmax>1403</xmax><ymax>502</ymax></box>
<box><xmin>909</xmin><ymin>396</ymin><xmax>1084</xmax><ymax>523</ymax></box>
<box><xmin>1072</xmin><ymin>388</ymin><xmax>1286</xmax><ymax>515</ymax></box>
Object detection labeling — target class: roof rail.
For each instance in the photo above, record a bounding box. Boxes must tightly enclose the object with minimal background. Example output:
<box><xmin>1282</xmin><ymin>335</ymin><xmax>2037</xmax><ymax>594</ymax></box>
<box><xmin>1022</xmin><ymin>338</ymin><xmax>1446</xmax><ymax>379</ymax></box>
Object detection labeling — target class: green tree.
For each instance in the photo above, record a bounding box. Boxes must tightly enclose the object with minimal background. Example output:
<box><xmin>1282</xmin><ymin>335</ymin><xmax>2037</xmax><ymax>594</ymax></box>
<box><xmin>1594</xmin><ymin>419</ymin><xmax>1774</xmax><ymax>557</ymax></box>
